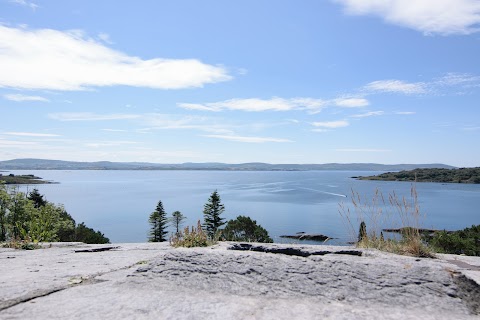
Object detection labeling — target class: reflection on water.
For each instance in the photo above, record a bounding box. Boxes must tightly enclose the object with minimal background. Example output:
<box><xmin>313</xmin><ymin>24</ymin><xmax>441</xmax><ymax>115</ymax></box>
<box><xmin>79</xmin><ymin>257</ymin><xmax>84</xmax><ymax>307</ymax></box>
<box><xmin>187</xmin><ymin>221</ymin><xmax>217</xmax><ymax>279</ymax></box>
<box><xmin>8</xmin><ymin>170</ymin><xmax>480</xmax><ymax>244</ymax></box>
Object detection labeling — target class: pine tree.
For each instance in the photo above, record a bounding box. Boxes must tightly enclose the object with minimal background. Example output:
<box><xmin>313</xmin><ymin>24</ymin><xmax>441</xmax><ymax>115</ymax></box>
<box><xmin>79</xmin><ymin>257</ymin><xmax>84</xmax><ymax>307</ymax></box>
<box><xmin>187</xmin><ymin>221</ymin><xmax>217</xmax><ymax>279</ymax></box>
<box><xmin>28</xmin><ymin>188</ymin><xmax>47</xmax><ymax>208</ymax></box>
<box><xmin>358</xmin><ymin>221</ymin><xmax>367</xmax><ymax>243</ymax></box>
<box><xmin>148</xmin><ymin>200</ymin><xmax>169</xmax><ymax>242</ymax></box>
<box><xmin>202</xmin><ymin>190</ymin><xmax>225</xmax><ymax>239</ymax></box>
<box><xmin>171</xmin><ymin>210</ymin><xmax>186</xmax><ymax>235</ymax></box>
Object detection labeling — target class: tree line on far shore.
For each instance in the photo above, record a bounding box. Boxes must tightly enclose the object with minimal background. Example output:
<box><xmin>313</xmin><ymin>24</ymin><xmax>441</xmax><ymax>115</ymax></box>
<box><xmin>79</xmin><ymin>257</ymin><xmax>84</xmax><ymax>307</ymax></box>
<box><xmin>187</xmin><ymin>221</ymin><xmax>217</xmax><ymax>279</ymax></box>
<box><xmin>357</xmin><ymin>167</ymin><xmax>480</xmax><ymax>184</ymax></box>
<box><xmin>148</xmin><ymin>190</ymin><xmax>273</xmax><ymax>245</ymax></box>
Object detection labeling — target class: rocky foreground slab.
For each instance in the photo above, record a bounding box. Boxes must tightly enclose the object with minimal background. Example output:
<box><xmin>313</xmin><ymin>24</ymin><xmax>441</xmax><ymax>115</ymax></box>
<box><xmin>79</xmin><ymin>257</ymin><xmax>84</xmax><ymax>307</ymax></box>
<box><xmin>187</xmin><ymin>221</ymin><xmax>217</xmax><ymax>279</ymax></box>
<box><xmin>0</xmin><ymin>242</ymin><xmax>479</xmax><ymax>319</ymax></box>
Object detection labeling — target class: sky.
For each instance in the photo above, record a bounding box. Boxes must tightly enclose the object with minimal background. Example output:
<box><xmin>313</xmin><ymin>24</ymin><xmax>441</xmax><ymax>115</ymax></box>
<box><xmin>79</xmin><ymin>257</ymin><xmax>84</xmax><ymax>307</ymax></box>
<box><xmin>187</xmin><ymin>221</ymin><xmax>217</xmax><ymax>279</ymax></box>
<box><xmin>1</xmin><ymin>0</ymin><xmax>480</xmax><ymax>167</ymax></box>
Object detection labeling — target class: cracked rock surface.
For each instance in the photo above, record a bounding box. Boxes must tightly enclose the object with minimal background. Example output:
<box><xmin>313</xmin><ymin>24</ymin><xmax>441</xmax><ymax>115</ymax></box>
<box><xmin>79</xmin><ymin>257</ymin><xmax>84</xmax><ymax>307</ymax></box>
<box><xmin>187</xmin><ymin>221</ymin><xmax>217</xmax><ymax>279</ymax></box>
<box><xmin>0</xmin><ymin>242</ymin><xmax>479</xmax><ymax>319</ymax></box>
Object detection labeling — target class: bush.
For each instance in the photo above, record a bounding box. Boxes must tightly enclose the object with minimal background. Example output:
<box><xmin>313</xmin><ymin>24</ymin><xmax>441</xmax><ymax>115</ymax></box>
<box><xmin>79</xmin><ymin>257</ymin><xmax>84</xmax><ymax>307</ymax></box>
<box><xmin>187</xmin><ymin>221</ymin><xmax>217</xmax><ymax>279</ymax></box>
<box><xmin>427</xmin><ymin>225</ymin><xmax>480</xmax><ymax>256</ymax></box>
<box><xmin>222</xmin><ymin>215</ymin><xmax>273</xmax><ymax>243</ymax></box>
<box><xmin>75</xmin><ymin>222</ymin><xmax>110</xmax><ymax>244</ymax></box>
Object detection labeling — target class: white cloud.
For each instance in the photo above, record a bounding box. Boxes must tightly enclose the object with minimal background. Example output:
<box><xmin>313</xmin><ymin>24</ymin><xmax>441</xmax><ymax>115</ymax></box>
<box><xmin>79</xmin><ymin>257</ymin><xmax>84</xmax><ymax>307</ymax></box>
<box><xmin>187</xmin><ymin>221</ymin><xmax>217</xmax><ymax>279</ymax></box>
<box><xmin>334</xmin><ymin>97</ymin><xmax>369</xmax><ymax>107</ymax></box>
<box><xmin>143</xmin><ymin>114</ymin><xmax>233</xmax><ymax>134</ymax></box>
<box><xmin>49</xmin><ymin>112</ymin><xmax>141</xmax><ymax>121</ymax></box>
<box><xmin>178</xmin><ymin>97</ymin><xmax>326</xmax><ymax>113</ymax></box>
<box><xmin>0</xmin><ymin>26</ymin><xmax>231</xmax><ymax>91</ymax></box>
<box><xmin>97</xmin><ymin>32</ymin><xmax>113</xmax><ymax>44</ymax></box>
<box><xmin>335</xmin><ymin>148</ymin><xmax>391</xmax><ymax>152</ymax></box>
<box><xmin>3</xmin><ymin>131</ymin><xmax>60</xmax><ymax>137</ymax></box>
<box><xmin>312</xmin><ymin>128</ymin><xmax>330</xmax><ymax>133</ymax></box>
<box><xmin>84</xmin><ymin>141</ymin><xmax>137</xmax><ymax>148</ymax></box>
<box><xmin>203</xmin><ymin>134</ymin><xmax>292</xmax><ymax>143</ymax></box>
<box><xmin>102</xmin><ymin>129</ymin><xmax>128</xmax><ymax>132</ymax></box>
<box><xmin>462</xmin><ymin>126</ymin><xmax>480</xmax><ymax>131</ymax></box>
<box><xmin>364</xmin><ymin>80</ymin><xmax>427</xmax><ymax>94</ymax></box>
<box><xmin>312</xmin><ymin>120</ymin><xmax>349</xmax><ymax>128</ymax></box>
<box><xmin>0</xmin><ymin>138</ymin><xmax>38</xmax><ymax>147</ymax></box>
<box><xmin>351</xmin><ymin>111</ymin><xmax>384</xmax><ymax>118</ymax></box>
<box><xmin>334</xmin><ymin>0</ymin><xmax>480</xmax><ymax>35</ymax></box>
<box><xmin>395</xmin><ymin>111</ymin><xmax>416</xmax><ymax>115</ymax></box>
<box><xmin>9</xmin><ymin>0</ymin><xmax>38</xmax><ymax>10</ymax></box>
<box><xmin>435</xmin><ymin>72</ymin><xmax>480</xmax><ymax>86</ymax></box>
<box><xmin>4</xmin><ymin>93</ymin><xmax>49</xmax><ymax>102</ymax></box>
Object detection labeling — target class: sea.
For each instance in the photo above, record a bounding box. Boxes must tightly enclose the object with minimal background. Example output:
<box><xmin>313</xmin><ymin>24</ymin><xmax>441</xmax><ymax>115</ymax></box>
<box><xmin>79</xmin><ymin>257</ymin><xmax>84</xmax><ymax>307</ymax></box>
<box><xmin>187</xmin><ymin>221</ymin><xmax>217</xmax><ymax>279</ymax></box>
<box><xmin>6</xmin><ymin>170</ymin><xmax>480</xmax><ymax>244</ymax></box>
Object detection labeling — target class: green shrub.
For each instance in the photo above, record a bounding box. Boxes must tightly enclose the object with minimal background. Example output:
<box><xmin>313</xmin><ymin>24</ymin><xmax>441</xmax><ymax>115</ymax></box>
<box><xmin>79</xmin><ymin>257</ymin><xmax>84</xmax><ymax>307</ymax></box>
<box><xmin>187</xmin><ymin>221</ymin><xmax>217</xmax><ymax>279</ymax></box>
<box><xmin>427</xmin><ymin>225</ymin><xmax>480</xmax><ymax>256</ymax></box>
<box><xmin>222</xmin><ymin>215</ymin><xmax>273</xmax><ymax>243</ymax></box>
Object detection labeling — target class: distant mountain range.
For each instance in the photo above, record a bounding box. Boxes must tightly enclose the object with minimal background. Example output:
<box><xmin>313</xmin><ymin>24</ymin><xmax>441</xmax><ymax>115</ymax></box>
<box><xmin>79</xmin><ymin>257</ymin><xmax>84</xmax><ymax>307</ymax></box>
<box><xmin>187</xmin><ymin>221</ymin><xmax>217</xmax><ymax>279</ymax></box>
<box><xmin>0</xmin><ymin>158</ymin><xmax>456</xmax><ymax>171</ymax></box>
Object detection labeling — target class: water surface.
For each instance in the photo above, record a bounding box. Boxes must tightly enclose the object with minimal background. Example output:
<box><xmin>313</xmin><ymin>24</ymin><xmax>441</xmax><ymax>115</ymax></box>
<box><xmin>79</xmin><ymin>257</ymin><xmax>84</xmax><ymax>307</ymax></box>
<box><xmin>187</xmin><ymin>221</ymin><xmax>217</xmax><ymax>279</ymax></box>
<box><xmin>8</xmin><ymin>170</ymin><xmax>480</xmax><ymax>244</ymax></box>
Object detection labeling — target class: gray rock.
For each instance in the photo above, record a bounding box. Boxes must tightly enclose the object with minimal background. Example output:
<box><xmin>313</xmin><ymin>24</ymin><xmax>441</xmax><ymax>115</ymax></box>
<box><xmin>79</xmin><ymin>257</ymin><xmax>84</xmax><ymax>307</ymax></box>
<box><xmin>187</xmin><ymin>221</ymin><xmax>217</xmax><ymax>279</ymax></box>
<box><xmin>0</xmin><ymin>242</ymin><xmax>479</xmax><ymax>319</ymax></box>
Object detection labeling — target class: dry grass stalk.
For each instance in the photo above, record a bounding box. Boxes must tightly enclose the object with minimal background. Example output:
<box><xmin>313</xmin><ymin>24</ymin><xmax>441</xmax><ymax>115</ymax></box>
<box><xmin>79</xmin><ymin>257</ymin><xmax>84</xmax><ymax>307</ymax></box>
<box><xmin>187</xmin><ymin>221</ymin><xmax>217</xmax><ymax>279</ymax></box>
<box><xmin>339</xmin><ymin>184</ymin><xmax>433</xmax><ymax>258</ymax></box>
<box><xmin>170</xmin><ymin>220</ymin><xmax>215</xmax><ymax>248</ymax></box>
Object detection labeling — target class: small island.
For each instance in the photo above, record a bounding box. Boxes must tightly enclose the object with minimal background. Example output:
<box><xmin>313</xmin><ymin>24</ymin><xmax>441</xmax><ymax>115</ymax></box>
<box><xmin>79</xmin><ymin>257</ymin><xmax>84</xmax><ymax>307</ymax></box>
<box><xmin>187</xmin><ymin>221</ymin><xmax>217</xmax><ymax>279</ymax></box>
<box><xmin>0</xmin><ymin>173</ymin><xmax>54</xmax><ymax>184</ymax></box>
<box><xmin>356</xmin><ymin>167</ymin><xmax>480</xmax><ymax>184</ymax></box>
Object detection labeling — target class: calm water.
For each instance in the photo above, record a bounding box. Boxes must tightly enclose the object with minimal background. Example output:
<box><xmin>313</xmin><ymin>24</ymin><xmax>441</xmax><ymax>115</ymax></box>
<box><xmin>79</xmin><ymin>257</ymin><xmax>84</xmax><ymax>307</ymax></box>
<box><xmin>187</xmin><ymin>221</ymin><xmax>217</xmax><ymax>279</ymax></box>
<box><xmin>8</xmin><ymin>170</ymin><xmax>480</xmax><ymax>244</ymax></box>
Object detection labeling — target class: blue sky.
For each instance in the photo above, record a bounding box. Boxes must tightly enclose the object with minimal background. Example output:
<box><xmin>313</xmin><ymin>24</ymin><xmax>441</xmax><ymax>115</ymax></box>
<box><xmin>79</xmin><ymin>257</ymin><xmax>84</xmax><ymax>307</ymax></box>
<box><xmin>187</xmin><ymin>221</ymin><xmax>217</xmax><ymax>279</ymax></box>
<box><xmin>1</xmin><ymin>0</ymin><xmax>479</xmax><ymax>166</ymax></box>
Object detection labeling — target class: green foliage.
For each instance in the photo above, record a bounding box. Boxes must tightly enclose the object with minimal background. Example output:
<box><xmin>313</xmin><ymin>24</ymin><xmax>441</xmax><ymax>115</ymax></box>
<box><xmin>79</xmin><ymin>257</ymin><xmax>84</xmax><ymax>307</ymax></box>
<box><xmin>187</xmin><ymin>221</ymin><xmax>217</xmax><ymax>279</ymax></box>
<box><xmin>28</xmin><ymin>188</ymin><xmax>47</xmax><ymax>208</ymax></box>
<box><xmin>222</xmin><ymin>215</ymin><xmax>273</xmax><ymax>243</ymax></box>
<box><xmin>56</xmin><ymin>208</ymin><xmax>76</xmax><ymax>242</ymax></box>
<box><xmin>203</xmin><ymin>190</ymin><xmax>225</xmax><ymax>239</ymax></box>
<box><xmin>148</xmin><ymin>200</ymin><xmax>169</xmax><ymax>242</ymax></box>
<box><xmin>427</xmin><ymin>225</ymin><xmax>480</xmax><ymax>256</ymax></box>
<box><xmin>0</xmin><ymin>185</ymin><xmax>109</xmax><ymax>246</ymax></box>
<box><xmin>359</xmin><ymin>167</ymin><xmax>480</xmax><ymax>184</ymax></box>
<box><xmin>74</xmin><ymin>222</ymin><xmax>110</xmax><ymax>244</ymax></box>
<box><xmin>0</xmin><ymin>184</ymin><xmax>9</xmax><ymax>241</ymax></box>
<box><xmin>170</xmin><ymin>220</ymin><xmax>209</xmax><ymax>248</ymax></box>
<box><xmin>0</xmin><ymin>174</ymin><xmax>48</xmax><ymax>185</ymax></box>
<box><xmin>171</xmin><ymin>210</ymin><xmax>186</xmax><ymax>234</ymax></box>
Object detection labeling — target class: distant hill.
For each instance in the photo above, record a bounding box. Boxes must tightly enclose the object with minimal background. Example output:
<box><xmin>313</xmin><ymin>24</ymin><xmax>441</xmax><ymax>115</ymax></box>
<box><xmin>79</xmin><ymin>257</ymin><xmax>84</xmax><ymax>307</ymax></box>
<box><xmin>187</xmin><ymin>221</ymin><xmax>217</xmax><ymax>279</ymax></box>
<box><xmin>357</xmin><ymin>167</ymin><xmax>480</xmax><ymax>184</ymax></box>
<box><xmin>0</xmin><ymin>158</ymin><xmax>456</xmax><ymax>171</ymax></box>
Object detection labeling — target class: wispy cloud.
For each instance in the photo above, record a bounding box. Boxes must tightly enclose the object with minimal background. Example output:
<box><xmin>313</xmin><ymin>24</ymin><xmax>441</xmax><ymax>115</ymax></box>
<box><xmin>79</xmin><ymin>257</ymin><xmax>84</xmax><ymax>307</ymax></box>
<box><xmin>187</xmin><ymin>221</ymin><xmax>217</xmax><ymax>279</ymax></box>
<box><xmin>84</xmin><ymin>141</ymin><xmax>138</xmax><ymax>148</ymax></box>
<box><xmin>395</xmin><ymin>111</ymin><xmax>416</xmax><ymax>115</ymax></box>
<box><xmin>178</xmin><ymin>96</ymin><xmax>372</xmax><ymax>114</ymax></box>
<box><xmin>102</xmin><ymin>129</ymin><xmax>128</xmax><ymax>132</ymax></box>
<box><xmin>9</xmin><ymin>0</ymin><xmax>38</xmax><ymax>10</ymax></box>
<box><xmin>462</xmin><ymin>126</ymin><xmax>480</xmax><ymax>131</ymax></box>
<box><xmin>3</xmin><ymin>131</ymin><xmax>60</xmax><ymax>137</ymax></box>
<box><xmin>350</xmin><ymin>111</ymin><xmax>384</xmax><ymax>118</ymax></box>
<box><xmin>179</xmin><ymin>97</ymin><xmax>326</xmax><ymax>113</ymax></box>
<box><xmin>97</xmin><ymin>32</ymin><xmax>113</xmax><ymax>44</ymax></box>
<box><xmin>312</xmin><ymin>120</ymin><xmax>349</xmax><ymax>128</ymax></box>
<box><xmin>203</xmin><ymin>134</ymin><xmax>292</xmax><ymax>143</ymax></box>
<box><xmin>434</xmin><ymin>72</ymin><xmax>480</xmax><ymax>86</ymax></box>
<box><xmin>335</xmin><ymin>148</ymin><xmax>392</xmax><ymax>152</ymax></box>
<box><xmin>48</xmin><ymin>112</ymin><xmax>141</xmax><ymax>121</ymax></box>
<box><xmin>364</xmin><ymin>80</ymin><xmax>427</xmax><ymax>94</ymax></box>
<box><xmin>0</xmin><ymin>138</ymin><xmax>38</xmax><ymax>147</ymax></box>
<box><xmin>0</xmin><ymin>26</ymin><xmax>231</xmax><ymax>91</ymax></box>
<box><xmin>334</xmin><ymin>0</ymin><xmax>480</xmax><ymax>35</ymax></box>
<box><xmin>143</xmin><ymin>114</ymin><xmax>234</xmax><ymax>134</ymax></box>
<box><xmin>334</xmin><ymin>97</ymin><xmax>369</xmax><ymax>107</ymax></box>
<box><xmin>4</xmin><ymin>93</ymin><xmax>49</xmax><ymax>102</ymax></box>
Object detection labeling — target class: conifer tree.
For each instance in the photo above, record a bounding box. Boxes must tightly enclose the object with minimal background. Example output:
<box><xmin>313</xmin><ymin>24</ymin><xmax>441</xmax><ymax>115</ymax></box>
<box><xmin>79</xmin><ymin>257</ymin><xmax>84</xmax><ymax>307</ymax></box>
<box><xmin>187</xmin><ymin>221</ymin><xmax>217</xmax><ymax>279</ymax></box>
<box><xmin>171</xmin><ymin>210</ymin><xmax>186</xmax><ymax>235</ymax></box>
<box><xmin>148</xmin><ymin>200</ymin><xmax>169</xmax><ymax>242</ymax></box>
<box><xmin>202</xmin><ymin>190</ymin><xmax>225</xmax><ymax>239</ymax></box>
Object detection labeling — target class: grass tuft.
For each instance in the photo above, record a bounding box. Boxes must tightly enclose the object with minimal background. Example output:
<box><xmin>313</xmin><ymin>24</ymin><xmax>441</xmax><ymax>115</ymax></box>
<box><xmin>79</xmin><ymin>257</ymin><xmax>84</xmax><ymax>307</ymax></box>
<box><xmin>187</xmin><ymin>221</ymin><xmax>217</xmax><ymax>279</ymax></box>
<box><xmin>340</xmin><ymin>184</ymin><xmax>434</xmax><ymax>258</ymax></box>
